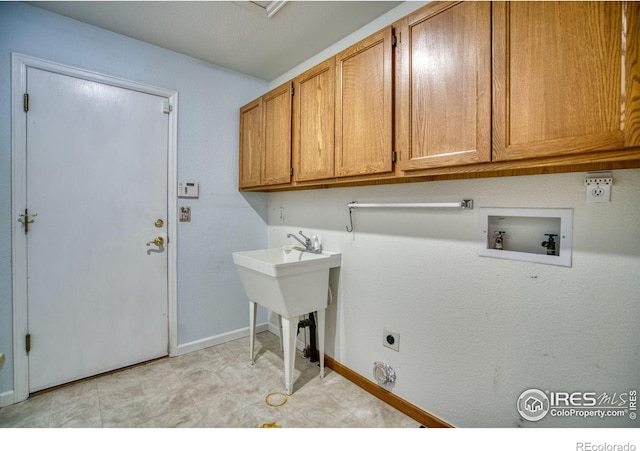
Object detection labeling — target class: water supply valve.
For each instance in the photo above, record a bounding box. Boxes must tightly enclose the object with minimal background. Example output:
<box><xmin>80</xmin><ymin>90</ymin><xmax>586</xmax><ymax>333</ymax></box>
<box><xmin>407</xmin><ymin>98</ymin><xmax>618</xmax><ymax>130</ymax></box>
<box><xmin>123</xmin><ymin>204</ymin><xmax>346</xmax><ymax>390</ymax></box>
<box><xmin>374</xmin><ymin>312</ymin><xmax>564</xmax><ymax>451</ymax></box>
<box><xmin>541</xmin><ymin>234</ymin><xmax>558</xmax><ymax>256</ymax></box>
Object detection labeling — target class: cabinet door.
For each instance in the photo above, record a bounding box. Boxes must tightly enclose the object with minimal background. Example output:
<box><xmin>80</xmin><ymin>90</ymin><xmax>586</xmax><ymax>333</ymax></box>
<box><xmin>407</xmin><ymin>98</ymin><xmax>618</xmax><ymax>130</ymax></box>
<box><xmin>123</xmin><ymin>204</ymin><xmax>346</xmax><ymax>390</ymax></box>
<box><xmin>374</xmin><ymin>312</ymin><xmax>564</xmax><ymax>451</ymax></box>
<box><xmin>397</xmin><ymin>1</ymin><xmax>491</xmax><ymax>171</ymax></box>
<box><xmin>262</xmin><ymin>82</ymin><xmax>292</xmax><ymax>185</ymax></box>
<box><xmin>293</xmin><ymin>58</ymin><xmax>335</xmax><ymax>182</ymax></box>
<box><xmin>238</xmin><ymin>98</ymin><xmax>262</xmax><ymax>188</ymax></box>
<box><xmin>335</xmin><ymin>26</ymin><xmax>393</xmax><ymax>177</ymax></box>
<box><xmin>493</xmin><ymin>1</ymin><xmax>640</xmax><ymax>161</ymax></box>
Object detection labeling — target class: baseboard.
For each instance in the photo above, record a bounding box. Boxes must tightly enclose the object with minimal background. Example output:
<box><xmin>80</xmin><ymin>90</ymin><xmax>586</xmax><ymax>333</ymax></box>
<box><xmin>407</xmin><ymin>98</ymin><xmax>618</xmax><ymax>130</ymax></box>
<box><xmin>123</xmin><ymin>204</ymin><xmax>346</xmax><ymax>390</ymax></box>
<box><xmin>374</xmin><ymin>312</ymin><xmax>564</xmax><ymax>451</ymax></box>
<box><xmin>267</xmin><ymin>322</ymin><xmax>280</xmax><ymax>337</ymax></box>
<box><xmin>267</xmin><ymin>321</ymin><xmax>308</xmax><ymax>351</ymax></box>
<box><xmin>324</xmin><ymin>355</ymin><xmax>453</xmax><ymax>428</ymax></box>
<box><xmin>0</xmin><ymin>390</ymin><xmax>15</xmax><ymax>408</ymax></box>
<box><xmin>176</xmin><ymin>322</ymin><xmax>270</xmax><ymax>356</ymax></box>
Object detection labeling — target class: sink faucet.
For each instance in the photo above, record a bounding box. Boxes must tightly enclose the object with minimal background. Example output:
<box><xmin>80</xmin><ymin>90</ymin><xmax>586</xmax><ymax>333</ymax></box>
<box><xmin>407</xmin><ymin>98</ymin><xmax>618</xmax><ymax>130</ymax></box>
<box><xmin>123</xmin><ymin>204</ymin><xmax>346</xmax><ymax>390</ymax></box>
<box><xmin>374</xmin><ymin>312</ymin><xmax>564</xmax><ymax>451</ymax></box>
<box><xmin>287</xmin><ymin>231</ymin><xmax>320</xmax><ymax>253</ymax></box>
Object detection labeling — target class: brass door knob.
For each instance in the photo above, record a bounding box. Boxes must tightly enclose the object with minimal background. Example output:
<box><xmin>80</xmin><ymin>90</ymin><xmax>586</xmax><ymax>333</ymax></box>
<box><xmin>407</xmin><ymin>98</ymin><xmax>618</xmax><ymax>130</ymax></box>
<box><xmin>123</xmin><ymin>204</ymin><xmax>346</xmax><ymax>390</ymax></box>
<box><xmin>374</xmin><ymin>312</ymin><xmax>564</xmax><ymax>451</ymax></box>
<box><xmin>146</xmin><ymin>236</ymin><xmax>164</xmax><ymax>247</ymax></box>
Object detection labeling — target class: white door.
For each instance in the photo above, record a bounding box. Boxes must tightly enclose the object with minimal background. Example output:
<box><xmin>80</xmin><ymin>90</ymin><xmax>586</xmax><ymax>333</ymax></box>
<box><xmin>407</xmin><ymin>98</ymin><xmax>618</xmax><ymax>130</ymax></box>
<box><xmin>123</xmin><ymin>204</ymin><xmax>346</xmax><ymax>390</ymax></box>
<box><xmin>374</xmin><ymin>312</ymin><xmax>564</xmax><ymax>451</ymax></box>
<box><xmin>25</xmin><ymin>67</ymin><xmax>169</xmax><ymax>392</ymax></box>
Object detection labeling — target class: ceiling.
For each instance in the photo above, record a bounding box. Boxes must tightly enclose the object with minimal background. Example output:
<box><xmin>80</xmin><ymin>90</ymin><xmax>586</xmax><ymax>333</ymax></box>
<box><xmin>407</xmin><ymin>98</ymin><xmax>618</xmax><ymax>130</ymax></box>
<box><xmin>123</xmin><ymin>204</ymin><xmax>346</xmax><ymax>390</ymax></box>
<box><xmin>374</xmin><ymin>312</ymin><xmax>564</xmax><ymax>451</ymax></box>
<box><xmin>26</xmin><ymin>1</ymin><xmax>402</xmax><ymax>81</ymax></box>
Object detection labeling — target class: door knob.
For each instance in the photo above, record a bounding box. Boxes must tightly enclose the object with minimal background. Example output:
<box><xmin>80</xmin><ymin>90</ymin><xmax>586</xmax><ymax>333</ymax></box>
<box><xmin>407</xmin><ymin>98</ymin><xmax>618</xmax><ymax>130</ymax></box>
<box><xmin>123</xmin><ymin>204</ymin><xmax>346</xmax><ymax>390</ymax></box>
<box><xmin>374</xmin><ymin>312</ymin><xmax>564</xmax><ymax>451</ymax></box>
<box><xmin>146</xmin><ymin>236</ymin><xmax>164</xmax><ymax>247</ymax></box>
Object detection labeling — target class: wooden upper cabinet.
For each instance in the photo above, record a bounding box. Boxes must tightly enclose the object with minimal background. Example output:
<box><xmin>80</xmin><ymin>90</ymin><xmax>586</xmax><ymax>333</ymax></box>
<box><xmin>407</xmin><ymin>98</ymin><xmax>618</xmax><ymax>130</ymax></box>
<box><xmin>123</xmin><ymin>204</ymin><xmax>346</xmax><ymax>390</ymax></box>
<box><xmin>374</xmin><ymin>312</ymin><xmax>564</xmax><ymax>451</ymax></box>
<box><xmin>262</xmin><ymin>82</ymin><xmax>292</xmax><ymax>185</ymax></box>
<box><xmin>239</xmin><ymin>82</ymin><xmax>292</xmax><ymax>188</ymax></box>
<box><xmin>240</xmin><ymin>2</ymin><xmax>640</xmax><ymax>191</ymax></box>
<box><xmin>335</xmin><ymin>26</ymin><xmax>394</xmax><ymax>177</ymax></box>
<box><xmin>238</xmin><ymin>97</ymin><xmax>263</xmax><ymax>189</ymax></box>
<box><xmin>396</xmin><ymin>1</ymin><xmax>491</xmax><ymax>171</ymax></box>
<box><xmin>493</xmin><ymin>1</ymin><xmax>640</xmax><ymax>161</ymax></box>
<box><xmin>293</xmin><ymin>58</ymin><xmax>335</xmax><ymax>182</ymax></box>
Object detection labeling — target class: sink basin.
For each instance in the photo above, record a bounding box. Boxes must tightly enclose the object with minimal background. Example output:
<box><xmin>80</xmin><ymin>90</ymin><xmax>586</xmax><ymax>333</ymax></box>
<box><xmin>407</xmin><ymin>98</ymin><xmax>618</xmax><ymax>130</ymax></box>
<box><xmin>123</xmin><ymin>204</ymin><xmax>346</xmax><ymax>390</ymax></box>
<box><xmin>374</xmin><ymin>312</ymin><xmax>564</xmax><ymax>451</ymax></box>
<box><xmin>232</xmin><ymin>247</ymin><xmax>341</xmax><ymax>318</ymax></box>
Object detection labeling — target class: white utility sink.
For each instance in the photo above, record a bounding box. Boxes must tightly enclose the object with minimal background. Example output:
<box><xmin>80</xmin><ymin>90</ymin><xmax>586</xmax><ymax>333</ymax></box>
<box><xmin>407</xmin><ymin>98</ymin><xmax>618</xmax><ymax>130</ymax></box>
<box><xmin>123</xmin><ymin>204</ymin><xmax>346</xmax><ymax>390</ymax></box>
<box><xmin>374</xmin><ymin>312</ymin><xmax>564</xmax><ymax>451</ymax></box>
<box><xmin>232</xmin><ymin>246</ymin><xmax>341</xmax><ymax>394</ymax></box>
<box><xmin>232</xmin><ymin>247</ymin><xmax>340</xmax><ymax>318</ymax></box>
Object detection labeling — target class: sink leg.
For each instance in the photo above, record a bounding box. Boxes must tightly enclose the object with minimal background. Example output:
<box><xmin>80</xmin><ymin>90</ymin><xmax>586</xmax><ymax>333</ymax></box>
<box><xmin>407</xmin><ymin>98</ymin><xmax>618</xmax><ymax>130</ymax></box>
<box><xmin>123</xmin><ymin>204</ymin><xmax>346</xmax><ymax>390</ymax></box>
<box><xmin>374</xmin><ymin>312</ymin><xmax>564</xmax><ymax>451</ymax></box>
<box><xmin>277</xmin><ymin>314</ymin><xmax>283</xmax><ymax>352</ymax></box>
<box><xmin>281</xmin><ymin>316</ymin><xmax>297</xmax><ymax>395</ymax></box>
<box><xmin>249</xmin><ymin>301</ymin><xmax>257</xmax><ymax>365</ymax></box>
<box><xmin>316</xmin><ymin>309</ymin><xmax>325</xmax><ymax>379</ymax></box>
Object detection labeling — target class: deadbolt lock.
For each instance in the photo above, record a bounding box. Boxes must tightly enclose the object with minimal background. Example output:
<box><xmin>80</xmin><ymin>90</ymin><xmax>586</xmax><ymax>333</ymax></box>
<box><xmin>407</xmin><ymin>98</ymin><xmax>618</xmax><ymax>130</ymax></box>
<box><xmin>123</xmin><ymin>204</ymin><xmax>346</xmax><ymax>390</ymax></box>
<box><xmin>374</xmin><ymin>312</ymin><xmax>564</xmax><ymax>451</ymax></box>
<box><xmin>146</xmin><ymin>236</ymin><xmax>164</xmax><ymax>247</ymax></box>
<box><xmin>154</xmin><ymin>219</ymin><xmax>164</xmax><ymax>228</ymax></box>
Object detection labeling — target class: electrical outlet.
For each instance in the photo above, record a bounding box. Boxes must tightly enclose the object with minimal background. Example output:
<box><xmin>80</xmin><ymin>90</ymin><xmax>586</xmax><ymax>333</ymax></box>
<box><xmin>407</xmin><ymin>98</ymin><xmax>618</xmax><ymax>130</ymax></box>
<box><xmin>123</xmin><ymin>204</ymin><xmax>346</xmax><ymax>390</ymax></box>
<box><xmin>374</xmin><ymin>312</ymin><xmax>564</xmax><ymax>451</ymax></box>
<box><xmin>383</xmin><ymin>329</ymin><xmax>399</xmax><ymax>352</ymax></box>
<box><xmin>585</xmin><ymin>172</ymin><xmax>612</xmax><ymax>203</ymax></box>
<box><xmin>586</xmin><ymin>185</ymin><xmax>611</xmax><ymax>203</ymax></box>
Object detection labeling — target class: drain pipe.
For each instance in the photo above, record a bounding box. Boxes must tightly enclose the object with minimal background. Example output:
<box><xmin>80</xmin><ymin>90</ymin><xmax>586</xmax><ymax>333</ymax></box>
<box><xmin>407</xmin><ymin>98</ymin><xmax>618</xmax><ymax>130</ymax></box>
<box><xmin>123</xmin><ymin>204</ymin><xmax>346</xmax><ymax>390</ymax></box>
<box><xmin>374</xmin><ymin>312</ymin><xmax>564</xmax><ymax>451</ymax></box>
<box><xmin>309</xmin><ymin>312</ymin><xmax>317</xmax><ymax>363</ymax></box>
<box><xmin>297</xmin><ymin>313</ymin><xmax>318</xmax><ymax>362</ymax></box>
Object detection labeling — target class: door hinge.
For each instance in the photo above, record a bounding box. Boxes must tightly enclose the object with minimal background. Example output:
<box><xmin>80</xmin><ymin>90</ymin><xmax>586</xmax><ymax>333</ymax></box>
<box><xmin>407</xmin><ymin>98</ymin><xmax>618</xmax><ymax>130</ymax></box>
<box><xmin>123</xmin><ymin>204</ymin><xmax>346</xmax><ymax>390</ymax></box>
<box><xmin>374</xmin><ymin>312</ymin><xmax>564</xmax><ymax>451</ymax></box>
<box><xmin>291</xmin><ymin>87</ymin><xmax>294</xmax><ymax>96</ymax></box>
<box><xmin>23</xmin><ymin>93</ymin><xmax>29</xmax><ymax>112</ymax></box>
<box><xmin>18</xmin><ymin>208</ymin><xmax>37</xmax><ymax>234</ymax></box>
<box><xmin>290</xmin><ymin>167</ymin><xmax>294</xmax><ymax>177</ymax></box>
<box><xmin>26</xmin><ymin>333</ymin><xmax>31</xmax><ymax>353</ymax></box>
<box><xmin>392</xmin><ymin>35</ymin><xmax>397</xmax><ymax>48</ymax></box>
<box><xmin>162</xmin><ymin>101</ymin><xmax>172</xmax><ymax>114</ymax></box>
<box><xmin>392</xmin><ymin>150</ymin><xmax>397</xmax><ymax>163</ymax></box>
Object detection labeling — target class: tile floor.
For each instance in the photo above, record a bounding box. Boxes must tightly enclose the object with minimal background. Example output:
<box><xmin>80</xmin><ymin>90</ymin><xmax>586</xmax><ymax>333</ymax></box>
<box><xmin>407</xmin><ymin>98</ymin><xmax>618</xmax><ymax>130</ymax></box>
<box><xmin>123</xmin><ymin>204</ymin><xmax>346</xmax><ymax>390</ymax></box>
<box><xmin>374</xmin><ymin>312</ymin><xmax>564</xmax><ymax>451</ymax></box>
<box><xmin>0</xmin><ymin>331</ymin><xmax>421</xmax><ymax>428</ymax></box>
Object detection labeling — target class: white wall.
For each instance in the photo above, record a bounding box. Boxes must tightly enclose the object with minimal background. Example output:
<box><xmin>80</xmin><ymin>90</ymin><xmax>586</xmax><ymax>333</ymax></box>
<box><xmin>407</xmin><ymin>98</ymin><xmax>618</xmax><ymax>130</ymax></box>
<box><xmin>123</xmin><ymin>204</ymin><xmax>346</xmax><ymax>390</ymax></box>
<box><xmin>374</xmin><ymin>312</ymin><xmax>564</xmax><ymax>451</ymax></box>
<box><xmin>0</xmin><ymin>2</ymin><xmax>270</xmax><ymax>397</ymax></box>
<box><xmin>268</xmin><ymin>169</ymin><xmax>640</xmax><ymax>427</ymax></box>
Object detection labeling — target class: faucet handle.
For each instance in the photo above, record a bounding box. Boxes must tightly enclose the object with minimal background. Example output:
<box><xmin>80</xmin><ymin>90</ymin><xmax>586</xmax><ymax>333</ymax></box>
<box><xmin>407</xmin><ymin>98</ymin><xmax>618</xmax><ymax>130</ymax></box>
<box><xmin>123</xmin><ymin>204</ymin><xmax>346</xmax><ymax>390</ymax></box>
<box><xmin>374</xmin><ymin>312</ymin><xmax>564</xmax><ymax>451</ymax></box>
<box><xmin>298</xmin><ymin>230</ymin><xmax>311</xmax><ymax>243</ymax></box>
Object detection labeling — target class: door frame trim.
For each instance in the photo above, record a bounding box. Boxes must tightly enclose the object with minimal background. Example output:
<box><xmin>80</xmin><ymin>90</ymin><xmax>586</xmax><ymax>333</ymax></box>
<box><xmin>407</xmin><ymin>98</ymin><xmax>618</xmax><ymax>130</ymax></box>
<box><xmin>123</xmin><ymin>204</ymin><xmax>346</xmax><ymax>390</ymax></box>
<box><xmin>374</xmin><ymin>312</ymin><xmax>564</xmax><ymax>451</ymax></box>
<box><xmin>10</xmin><ymin>53</ymin><xmax>178</xmax><ymax>404</ymax></box>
